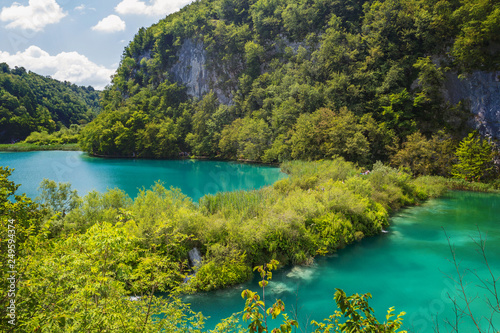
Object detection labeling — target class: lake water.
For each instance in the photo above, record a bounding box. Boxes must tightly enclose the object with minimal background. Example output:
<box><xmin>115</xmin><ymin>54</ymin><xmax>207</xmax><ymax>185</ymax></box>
<box><xmin>185</xmin><ymin>191</ymin><xmax>500</xmax><ymax>332</ymax></box>
<box><xmin>0</xmin><ymin>151</ymin><xmax>285</xmax><ymax>201</ymax></box>
<box><xmin>1</xmin><ymin>151</ymin><xmax>498</xmax><ymax>331</ymax></box>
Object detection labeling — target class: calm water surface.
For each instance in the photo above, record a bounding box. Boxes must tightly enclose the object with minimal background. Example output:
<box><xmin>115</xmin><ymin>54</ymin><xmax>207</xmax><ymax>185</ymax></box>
<box><xmin>0</xmin><ymin>151</ymin><xmax>285</xmax><ymax>201</ymax></box>
<box><xmin>185</xmin><ymin>191</ymin><xmax>500</xmax><ymax>332</ymax></box>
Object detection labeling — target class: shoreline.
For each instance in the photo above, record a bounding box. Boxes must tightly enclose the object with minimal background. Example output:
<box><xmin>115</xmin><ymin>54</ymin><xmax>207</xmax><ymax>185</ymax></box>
<box><xmin>0</xmin><ymin>144</ymin><xmax>277</xmax><ymax>166</ymax></box>
<box><xmin>0</xmin><ymin>143</ymin><xmax>80</xmax><ymax>152</ymax></box>
<box><xmin>2</xmin><ymin>147</ymin><xmax>496</xmax><ymax>192</ymax></box>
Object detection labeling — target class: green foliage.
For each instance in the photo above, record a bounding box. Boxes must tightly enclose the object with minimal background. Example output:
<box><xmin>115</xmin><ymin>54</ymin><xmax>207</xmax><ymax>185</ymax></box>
<box><xmin>5</xmin><ymin>159</ymin><xmax>496</xmax><ymax>331</ymax></box>
<box><xmin>1</xmin><ymin>169</ymin><xmax>207</xmax><ymax>332</ymax></box>
<box><xmin>441</xmin><ymin>177</ymin><xmax>500</xmax><ymax>192</ymax></box>
<box><xmin>13</xmin><ymin>222</ymin><xmax>205</xmax><ymax>332</ymax></box>
<box><xmin>289</xmin><ymin>108</ymin><xmax>375</xmax><ymax>164</ymax></box>
<box><xmin>391</xmin><ymin>131</ymin><xmax>457</xmax><ymax>176</ymax></box>
<box><xmin>0</xmin><ymin>167</ymin><xmax>51</xmax><ymax>329</ymax></box>
<box><xmin>219</xmin><ymin>117</ymin><xmax>271</xmax><ymax>161</ymax></box>
<box><xmin>24</xmin><ymin>125</ymin><xmax>82</xmax><ymax>145</ymax></box>
<box><xmin>200</xmin><ymin>190</ymin><xmax>268</xmax><ymax>219</ymax></box>
<box><xmin>63</xmin><ymin>188</ymin><xmax>132</xmax><ymax>233</ymax></box>
<box><xmin>451</xmin><ymin>132</ymin><xmax>498</xmax><ymax>182</ymax></box>
<box><xmin>186</xmin><ymin>92</ymin><xmax>220</xmax><ymax>156</ymax></box>
<box><xmin>34</xmin><ymin>158</ymin><xmax>442</xmax><ymax>296</ymax></box>
<box><xmin>241</xmin><ymin>260</ymin><xmax>298</xmax><ymax>333</ymax></box>
<box><xmin>0</xmin><ymin>64</ymin><xmax>100</xmax><ymax>143</ymax></box>
<box><xmin>311</xmin><ymin>289</ymin><xmax>407</xmax><ymax>333</ymax></box>
<box><xmin>189</xmin><ymin>245</ymin><xmax>251</xmax><ymax>291</ymax></box>
<box><xmin>37</xmin><ymin>179</ymin><xmax>80</xmax><ymax>217</ymax></box>
<box><xmin>450</xmin><ymin>0</ymin><xmax>500</xmax><ymax>72</ymax></box>
<box><xmin>79</xmin><ymin>81</ymin><xmax>189</xmax><ymax>157</ymax></box>
<box><xmin>128</xmin><ymin>182</ymin><xmax>195</xmax><ymax>248</ymax></box>
<box><xmin>245</xmin><ymin>41</ymin><xmax>265</xmax><ymax>79</ymax></box>
<box><xmin>0</xmin><ymin>142</ymin><xmax>80</xmax><ymax>152</ymax></box>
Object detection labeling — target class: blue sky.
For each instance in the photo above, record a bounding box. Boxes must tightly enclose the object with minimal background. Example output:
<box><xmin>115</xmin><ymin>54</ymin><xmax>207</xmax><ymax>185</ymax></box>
<box><xmin>0</xmin><ymin>0</ymin><xmax>195</xmax><ymax>89</ymax></box>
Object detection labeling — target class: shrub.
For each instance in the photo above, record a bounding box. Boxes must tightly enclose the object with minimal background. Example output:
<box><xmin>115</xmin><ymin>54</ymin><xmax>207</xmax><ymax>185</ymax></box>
<box><xmin>188</xmin><ymin>245</ymin><xmax>251</xmax><ymax>291</ymax></box>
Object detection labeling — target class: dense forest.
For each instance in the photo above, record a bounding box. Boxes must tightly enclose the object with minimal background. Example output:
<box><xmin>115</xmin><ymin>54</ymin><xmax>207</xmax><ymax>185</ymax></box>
<box><xmin>80</xmin><ymin>0</ymin><xmax>499</xmax><ymax>176</ymax></box>
<box><xmin>0</xmin><ymin>63</ymin><xmax>101</xmax><ymax>143</ymax></box>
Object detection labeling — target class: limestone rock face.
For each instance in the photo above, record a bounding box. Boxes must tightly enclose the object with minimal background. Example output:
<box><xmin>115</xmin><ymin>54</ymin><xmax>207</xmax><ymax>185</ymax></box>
<box><xmin>444</xmin><ymin>71</ymin><xmax>500</xmax><ymax>140</ymax></box>
<box><xmin>170</xmin><ymin>39</ymin><xmax>233</xmax><ymax>105</ymax></box>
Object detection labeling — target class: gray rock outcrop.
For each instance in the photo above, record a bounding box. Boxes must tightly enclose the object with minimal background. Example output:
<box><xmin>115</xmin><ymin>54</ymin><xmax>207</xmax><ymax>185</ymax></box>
<box><xmin>170</xmin><ymin>39</ymin><xmax>233</xmax><ymax>105</ymax></box>
<box><xmin>443</xmin><ymin>71</ymin><xmax>500</xmax><ymax>140</ymax></box>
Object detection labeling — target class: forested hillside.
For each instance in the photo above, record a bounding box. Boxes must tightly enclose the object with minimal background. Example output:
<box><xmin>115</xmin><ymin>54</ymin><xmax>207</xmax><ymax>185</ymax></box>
<box><xmin>0</xmin><ymin>63</ymin><xmax>101</xmax><ymax>143</ymax></box>
<box><xmin>80</xmin><ymin>0</ymin><xmax>499</xmax><ymax>173</ymax></box>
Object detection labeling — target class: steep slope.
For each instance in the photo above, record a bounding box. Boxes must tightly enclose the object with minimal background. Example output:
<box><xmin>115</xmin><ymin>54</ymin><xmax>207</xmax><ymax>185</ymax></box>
<box><xmin>0</xmin><ymin>63</ymin><xmax>101</xmax><ymax>143</ymax></box>
<box><xmin>443</xmin><ymin>71</ymin><xmax>500</xmax><ymax>140</ymax></box>
<box><xmin>80</xmin><ymin>0</ymin><xmax>499</xmax><ymax>164</ymax></box>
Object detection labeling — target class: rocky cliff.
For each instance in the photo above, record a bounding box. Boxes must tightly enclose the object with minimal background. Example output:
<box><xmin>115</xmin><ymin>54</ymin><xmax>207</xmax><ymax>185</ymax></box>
<box><xmin>444</xmin><ymin>71</ymin><xmax>500</xmax><ymax>141</ymax></box>
<box><xmin>170</xmin><ymin>39</ymin><xmax>234</xmax><ymax>105</ymax></box>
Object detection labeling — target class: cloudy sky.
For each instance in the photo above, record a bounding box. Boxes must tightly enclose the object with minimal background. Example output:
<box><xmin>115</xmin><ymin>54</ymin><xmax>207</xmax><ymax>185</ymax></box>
<box><xmin>0</xmin><ymin>0</ymin><xmax>195</xmax><ymax>89</ymax></box>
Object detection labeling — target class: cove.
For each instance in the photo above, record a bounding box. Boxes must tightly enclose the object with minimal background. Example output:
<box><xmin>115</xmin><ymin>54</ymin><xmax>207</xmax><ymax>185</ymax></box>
<box><xmin>185</xmin><ymin>191</ymin><xmax>500</xmax><ymax>332</ymax></box>
<box><xmin>0</xmin><ymin>151</ymin><xmax>285</xmax><ymax>201</ymax></box>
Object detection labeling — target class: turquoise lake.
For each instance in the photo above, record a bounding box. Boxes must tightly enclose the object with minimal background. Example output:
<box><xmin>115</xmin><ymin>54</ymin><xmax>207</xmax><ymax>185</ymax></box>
<box><xmin>185</xmin><ymin>191</ymin><xmax>500</xmax><ymax>332</ymax></box>
<box><xmin>1</xmin><ymin>151</ymin><xmax>498</xmax><ymax>331</ymax></box>
<box><xmin>0</xmin><ymin>151</ymin><xmax>285</xmax><ymax>201</ymax></box>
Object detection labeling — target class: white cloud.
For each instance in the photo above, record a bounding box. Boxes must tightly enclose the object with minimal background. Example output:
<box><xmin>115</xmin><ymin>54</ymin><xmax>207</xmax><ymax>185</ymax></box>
<box><xmin>92</xmin><ymin>15</ymin><xmax>125</xmax><ymax>33</ymax></box>
<box><xmin>0</xmin><ymin>0</ymin><xmax>67</xmax><ymax>31</ymax></box>
<box><xmin>0</xmin><ymin>45</ymin><xmax>115</xmax><ymax>89</ymax></box>
<box><xmin>74</xmin><ymin>4</ymin><xmax>95</xmax><ymax>14</ymax></box>
<box><xmin>115</xmin><ymin>0</ymin><xmax>193</xmax><ymax>17</ymax></box>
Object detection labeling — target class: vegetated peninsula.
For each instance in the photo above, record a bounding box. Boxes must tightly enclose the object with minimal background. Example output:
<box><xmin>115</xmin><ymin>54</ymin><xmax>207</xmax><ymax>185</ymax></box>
<box><xmin>0</xmin><ymin>63</ymin><xmax>101</xmax><ymax>144</ymax></box>
<box><xmin>1</xmin><ymin>0</ymin><xmax>500</xmax><ymax>331</ymax></box>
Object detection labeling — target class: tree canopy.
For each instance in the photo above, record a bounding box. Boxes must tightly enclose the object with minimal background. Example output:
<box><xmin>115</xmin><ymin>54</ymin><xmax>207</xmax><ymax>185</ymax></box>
<box><xmin>0</xmin><ymin>63</ymin><xmax>101</xmax><ymax>143</ymax></box>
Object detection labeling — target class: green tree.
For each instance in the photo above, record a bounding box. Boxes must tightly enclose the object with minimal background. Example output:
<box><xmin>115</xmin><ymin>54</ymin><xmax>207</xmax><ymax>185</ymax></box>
<box><xmin>391</xmin><ymin>131</ymin><xmax>456</xmax><ymax>176</ymax></box>
<box><xmin>0</xmin><ymin>167</ymin><xmax>51</xmax><ymax>329</ymax></box>
<box><xmin>451</xmin><ymin>132</ymin><xmax>497</xmax><ymax>182</ymax></box>
<box><xmin>290</xmin><ymin>108</ymin><xmax>370</xmax><ymax>164</ymax></box>
<box><xmin>186</xmin><ymin>92</ymin><xmax>219</xmax><ymax>156</ymax></box>
<box><xmin>219</xmin><ymin>117</ymin><xmax>271</xmax><ymax>161</ymax></box>
<box><xmin>64</xmin><ymin>188</ymin><xmax>132</xmax><ymax>233</ymax></box>
<box><xmin>245</xmin><ymin>41</ymin><xmax>265</xmax><ymax>79</ymax></box>
<box><xmin>451</xmin><ymin>0</ymin><xmax>500</xmax><ymax>72</ymax></box>
<box><xmin>37</xmin><ymin>179</ymin><xmax>80</xmax><ymax>217</ymax></box>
